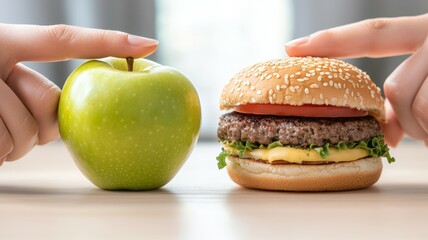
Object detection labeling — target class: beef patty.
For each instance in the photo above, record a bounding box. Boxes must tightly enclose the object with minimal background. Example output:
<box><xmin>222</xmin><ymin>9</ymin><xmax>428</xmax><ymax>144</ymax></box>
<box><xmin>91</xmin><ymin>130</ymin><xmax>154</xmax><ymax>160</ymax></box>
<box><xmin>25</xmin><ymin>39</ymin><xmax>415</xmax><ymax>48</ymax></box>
<box><xmin>218</xmin><ymin>112</ymin><xmax>381</xmax><ymax>147</ymax></box>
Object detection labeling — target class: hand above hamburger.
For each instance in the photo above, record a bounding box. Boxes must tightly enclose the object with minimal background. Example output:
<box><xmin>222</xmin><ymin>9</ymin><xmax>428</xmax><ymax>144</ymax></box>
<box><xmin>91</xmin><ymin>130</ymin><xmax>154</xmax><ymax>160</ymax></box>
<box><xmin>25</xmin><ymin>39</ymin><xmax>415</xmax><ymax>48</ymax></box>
<box><xmin>285</xmin><ymin>13</ymin><xmax>428</xmax><ymax>147</ymax></box>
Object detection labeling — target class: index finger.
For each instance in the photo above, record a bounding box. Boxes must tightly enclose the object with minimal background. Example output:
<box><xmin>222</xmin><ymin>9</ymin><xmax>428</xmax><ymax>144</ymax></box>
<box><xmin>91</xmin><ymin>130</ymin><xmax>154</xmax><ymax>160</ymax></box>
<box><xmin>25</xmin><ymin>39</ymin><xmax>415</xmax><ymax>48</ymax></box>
<box><xmin>0</xmin><ymin>24</ymin><xmax>158</xmax><ymax>63</ymax></box>
<box><xmin>285</xmin><ymin>14</ymin><xmax>428</xmax><ymax>58</ymax></box>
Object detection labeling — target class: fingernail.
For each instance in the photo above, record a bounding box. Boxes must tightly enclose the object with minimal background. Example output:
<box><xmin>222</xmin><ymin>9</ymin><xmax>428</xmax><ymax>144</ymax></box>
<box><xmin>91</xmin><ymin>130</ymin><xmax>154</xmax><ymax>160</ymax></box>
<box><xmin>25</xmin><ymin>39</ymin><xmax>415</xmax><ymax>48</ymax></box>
<box><xmin>127</xmin><ymin>35</ymin><xmax>159</xmax><ymax>47</ymax></box>
<box><xmin>285</xmin><ymin>36</ymin><xmax>309</xmax><ymax>47</ymax></box>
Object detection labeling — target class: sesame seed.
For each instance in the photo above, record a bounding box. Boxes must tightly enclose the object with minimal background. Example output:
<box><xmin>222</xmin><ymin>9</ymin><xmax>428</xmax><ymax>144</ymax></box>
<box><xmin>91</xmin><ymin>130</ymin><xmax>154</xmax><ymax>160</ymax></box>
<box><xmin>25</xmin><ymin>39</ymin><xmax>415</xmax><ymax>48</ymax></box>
<box><xmin>320</xmin><ymin>93</ymin><xmax>324</xmax><ymax>99</ymax></box>
<box><xmin>256</xmin><ymin>90</ymin><xmax>262</xmax><ymax>95</ymax></box>
<box><xmin>251</xmin><ymin>97</ymin><xmax>256</xmax><ymax>103</ymax></box>
<box><xmin>266</xmin><ymin>74</ymin><xmax>272</xmax><ymax>80</ymax></box>
<box><xmin>250</xmin><ymin>86</ymin><xmax>255</xmax><ymax>91</ymax></box>
<box><xmin>269</xmin><ymin>89</ymin><xmax>274</xmax><ymax>95</ymax></box>
<box><xmin>285</xmin><ymin>95</ymin><xmax>293</xmax><ymax>101</ymax></box>
<box><xmin>317</xmin><ymin>76</ymin><xmax>322</xmax><ymax>81</ymax></box>
<box><xmin>290</xmin><ymin>86</ymin><xmax>296</xmax><ymax>93</ymax></box>
<box><xmin>275</xmin><ymin>85</ymin><xmax>280</xmax><ymax>91</ymax></box>
<box><xmin>284</xmin><ymin>74</ymin><xmax>289</xmax><ymax>84</ymax></box>
<box><xmin>239</xmin><ymin>93</ymin><xmax>243</xmax><ymax>98</ymax></box>
<box><xmin>323</xmin><ymin>82</ymin><xmax>328</xmax><ymax>87</ymax></box>
<box><xmin>310</xmin><ymin>84</ymin><xmax>319</xmax><ymax>89</ymax></box>
<box><xmin>305</xmin><ymin>73</ymin><xmax>311</xmax><ymax>77</ymax></box>
<box><xmin>329</xmin><ymin>80</ymin><xmax>334</xmax><ymax>86</ymax></box>
<box><xmin>304</xmin><ymin>88</ymin><xmax>309</xmax><ymax>94</ymax></box>
<box><xmin>281</xmin><ymin>85</ymin><xmax>287</xmax><ymax>89</ymax></box>
<box><xmin>296</xmin><ymin>72</ymin><xmax>301</xmax><ymax>75</ymax></box>
<box><xmin>230</xmin><ymin>88</ymin><xmax>234</xmax><ymax>93</ymax></box>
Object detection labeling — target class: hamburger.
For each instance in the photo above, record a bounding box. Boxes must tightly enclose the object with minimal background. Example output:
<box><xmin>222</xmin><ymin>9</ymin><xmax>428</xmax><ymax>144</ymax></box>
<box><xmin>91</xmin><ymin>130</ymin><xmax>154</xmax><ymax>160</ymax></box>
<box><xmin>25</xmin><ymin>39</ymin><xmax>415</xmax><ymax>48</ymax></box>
<box><xmin>216</xmin><ymin>57</ymin><xmax>395</xmax><ymax>191</ymax></box>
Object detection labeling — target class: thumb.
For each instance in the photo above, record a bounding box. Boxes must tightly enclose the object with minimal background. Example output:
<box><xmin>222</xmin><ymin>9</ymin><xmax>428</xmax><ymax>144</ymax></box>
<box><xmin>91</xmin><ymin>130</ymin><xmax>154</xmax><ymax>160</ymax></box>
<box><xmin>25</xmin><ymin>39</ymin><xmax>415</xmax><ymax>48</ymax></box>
<box><xmin>381</xmin><ymin>99</ymin><xmax>404</xmax><ymax>147</ymax></box>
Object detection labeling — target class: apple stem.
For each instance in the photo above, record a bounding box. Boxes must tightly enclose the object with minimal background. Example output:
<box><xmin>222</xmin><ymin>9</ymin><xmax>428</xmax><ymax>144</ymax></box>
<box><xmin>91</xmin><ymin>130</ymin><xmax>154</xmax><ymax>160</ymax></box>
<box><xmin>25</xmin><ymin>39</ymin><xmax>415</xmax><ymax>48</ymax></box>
<box><xmin>126</xmin><ymin>57</ymin><xmax>134</xmax><ymax>72</ymax></box>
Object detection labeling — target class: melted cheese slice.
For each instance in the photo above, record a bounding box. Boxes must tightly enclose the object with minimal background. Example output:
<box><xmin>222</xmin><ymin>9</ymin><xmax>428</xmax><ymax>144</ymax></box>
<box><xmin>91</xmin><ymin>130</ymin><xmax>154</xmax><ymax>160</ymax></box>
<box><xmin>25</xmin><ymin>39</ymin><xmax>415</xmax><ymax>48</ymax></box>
<box><xmin>224</xmin><ymin>145</ymin><xmax>369</xmax><ymax>164</ymax></box>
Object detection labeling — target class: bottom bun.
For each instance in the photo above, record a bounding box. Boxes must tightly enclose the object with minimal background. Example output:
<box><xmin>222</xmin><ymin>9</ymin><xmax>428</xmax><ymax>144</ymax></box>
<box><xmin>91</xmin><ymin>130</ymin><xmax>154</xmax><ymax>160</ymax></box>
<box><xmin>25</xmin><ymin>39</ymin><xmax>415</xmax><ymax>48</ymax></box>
<box><xmin>226</xmin><ymin>156</ymin><xmax>382</xmax><ymax>192</ymax></box>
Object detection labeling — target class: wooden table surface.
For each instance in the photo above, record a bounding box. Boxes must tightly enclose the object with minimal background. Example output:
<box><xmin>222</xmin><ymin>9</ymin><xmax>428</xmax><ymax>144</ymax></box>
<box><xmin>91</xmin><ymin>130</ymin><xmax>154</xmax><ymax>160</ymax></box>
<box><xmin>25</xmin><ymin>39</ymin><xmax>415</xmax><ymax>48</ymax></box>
<box><xmin>0</xmin><ymin>140</ymin><xmax>427</xmax><ymax>240</ymax></box>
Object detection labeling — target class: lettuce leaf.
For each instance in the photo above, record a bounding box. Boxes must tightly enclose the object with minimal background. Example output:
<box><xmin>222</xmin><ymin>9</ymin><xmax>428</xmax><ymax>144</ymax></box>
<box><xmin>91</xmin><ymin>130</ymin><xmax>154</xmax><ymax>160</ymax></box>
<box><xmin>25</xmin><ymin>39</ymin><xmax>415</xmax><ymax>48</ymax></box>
<box><xmin>216</xmin><ymin>148</ymin><xmax>230</xmax><ymax>169</ymax></box>
<box><xmin>216</xmin><ymin>135</ymin><xmax>395</xmax><ymax>169</ymax></box>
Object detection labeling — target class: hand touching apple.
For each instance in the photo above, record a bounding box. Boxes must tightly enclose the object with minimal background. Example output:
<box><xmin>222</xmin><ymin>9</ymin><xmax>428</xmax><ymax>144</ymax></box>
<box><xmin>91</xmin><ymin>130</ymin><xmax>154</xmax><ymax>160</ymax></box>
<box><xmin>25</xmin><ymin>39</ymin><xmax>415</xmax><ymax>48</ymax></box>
<box><xmin>285</xmin><ymin>14</ymin><xmax>428</xmax><ymax>147</ymax></box>
<box><xmin>0</xmin><ymin>23</ymin><xmax>158</xmax><ymax>166</ymax></box>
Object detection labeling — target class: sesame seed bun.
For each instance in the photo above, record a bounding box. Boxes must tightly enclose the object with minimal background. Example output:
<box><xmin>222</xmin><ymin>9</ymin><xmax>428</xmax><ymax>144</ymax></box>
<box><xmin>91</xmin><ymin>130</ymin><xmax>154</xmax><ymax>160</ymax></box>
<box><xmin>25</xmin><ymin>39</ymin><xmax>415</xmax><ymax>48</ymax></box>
<box><xmin>220</xmin><ymin>57</ymin><xmax>385</xmax><ymax>122</ymax></box>
<box><xmin>226</xmin><ymin>156</ymin><xmax>382</xmax><ymax>192</ymax></box>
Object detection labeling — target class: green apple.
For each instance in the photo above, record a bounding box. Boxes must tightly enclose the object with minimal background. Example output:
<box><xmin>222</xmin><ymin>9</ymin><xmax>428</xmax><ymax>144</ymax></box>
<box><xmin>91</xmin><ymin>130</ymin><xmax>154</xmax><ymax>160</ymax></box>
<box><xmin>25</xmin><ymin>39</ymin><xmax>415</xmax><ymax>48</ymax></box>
<box><xmin>58</xmin><ymin>57</ymin><xmax>201</xmax><ymax>190</ymax></box>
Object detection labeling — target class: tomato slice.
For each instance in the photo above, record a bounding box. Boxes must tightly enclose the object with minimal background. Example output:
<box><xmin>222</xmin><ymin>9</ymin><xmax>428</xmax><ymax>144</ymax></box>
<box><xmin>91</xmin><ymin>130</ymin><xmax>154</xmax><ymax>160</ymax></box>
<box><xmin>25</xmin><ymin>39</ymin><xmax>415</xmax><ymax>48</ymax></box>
<box><xmin>235</xmin><ymin>104</ymin><xmax>368</xmax><ymax>118</ymax></box>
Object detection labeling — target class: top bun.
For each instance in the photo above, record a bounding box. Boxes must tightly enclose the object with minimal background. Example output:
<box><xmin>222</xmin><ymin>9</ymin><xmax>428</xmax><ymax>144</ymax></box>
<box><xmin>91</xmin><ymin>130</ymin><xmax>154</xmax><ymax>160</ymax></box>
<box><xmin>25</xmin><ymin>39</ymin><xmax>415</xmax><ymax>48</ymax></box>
<box><xmin>220</xmin><ymin>57</ymin><xmax>385</xmax><ymax>122</ymax></box>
